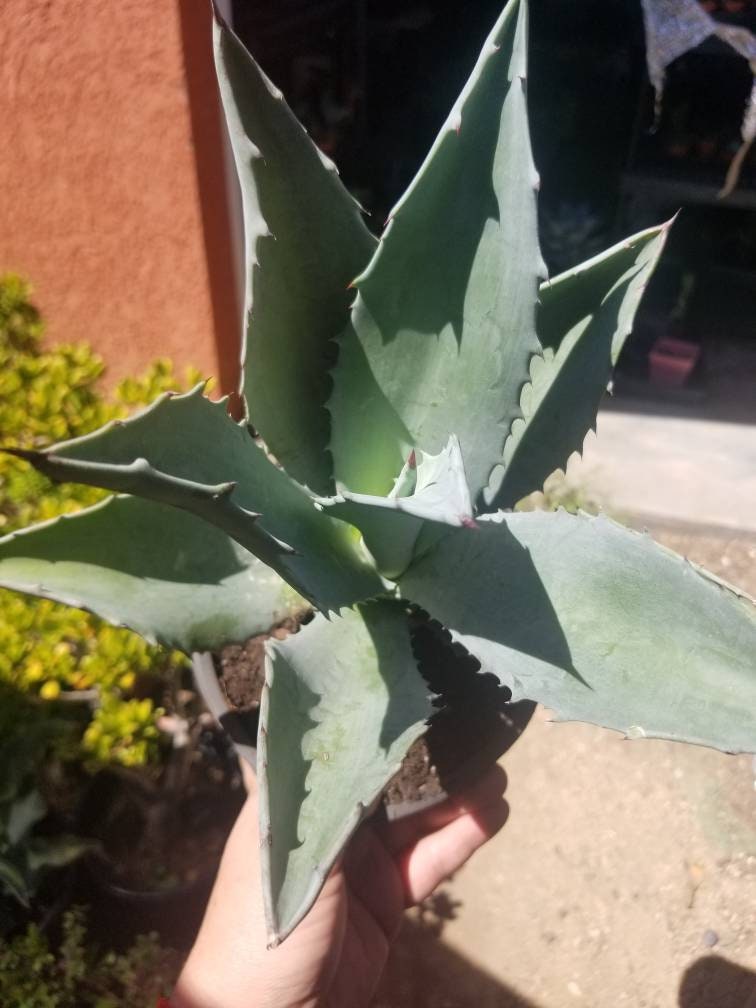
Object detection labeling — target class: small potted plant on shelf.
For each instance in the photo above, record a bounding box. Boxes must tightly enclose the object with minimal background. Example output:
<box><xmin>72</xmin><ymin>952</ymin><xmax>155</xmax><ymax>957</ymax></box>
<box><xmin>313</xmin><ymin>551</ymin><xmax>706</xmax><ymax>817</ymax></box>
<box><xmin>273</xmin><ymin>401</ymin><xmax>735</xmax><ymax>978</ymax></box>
<box><xmin>0</xmin><ymin>0</ymin><xmax>754</xmax><ymax>951</ymax></box>
<box><xmin>648</xmin><ymin>272</ymin><xmax>702</xmax><ymax>387</ymax></box>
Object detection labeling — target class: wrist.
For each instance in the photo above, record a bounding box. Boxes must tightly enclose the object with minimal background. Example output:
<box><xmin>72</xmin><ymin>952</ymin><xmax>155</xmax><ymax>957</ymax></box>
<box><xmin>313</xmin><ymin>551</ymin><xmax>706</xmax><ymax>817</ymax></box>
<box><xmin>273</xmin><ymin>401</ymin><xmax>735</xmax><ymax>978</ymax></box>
<box><xmin>169</xmin><ymin>966</ymin><xmax>266</xmax><ymax>1008</ymax></box>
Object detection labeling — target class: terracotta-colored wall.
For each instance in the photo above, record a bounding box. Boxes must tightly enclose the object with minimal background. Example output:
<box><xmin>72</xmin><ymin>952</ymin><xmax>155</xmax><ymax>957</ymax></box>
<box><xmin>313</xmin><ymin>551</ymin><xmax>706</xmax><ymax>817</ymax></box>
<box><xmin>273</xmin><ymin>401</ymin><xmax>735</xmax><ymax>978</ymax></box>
<box><xmin>0</xmin><ymin>0</ymin><xmax>239</xmax><ymax>390</ymax></box>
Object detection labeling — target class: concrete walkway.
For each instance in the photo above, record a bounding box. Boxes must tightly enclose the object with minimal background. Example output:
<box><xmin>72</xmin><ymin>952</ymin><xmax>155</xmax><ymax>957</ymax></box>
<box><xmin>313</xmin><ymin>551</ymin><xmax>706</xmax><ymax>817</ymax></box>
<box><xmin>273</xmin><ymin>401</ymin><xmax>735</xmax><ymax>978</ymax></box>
<box><xmin>565</xmin><ymin>410</ymin><xmax>756</xmax><ymax>533</ymax></box>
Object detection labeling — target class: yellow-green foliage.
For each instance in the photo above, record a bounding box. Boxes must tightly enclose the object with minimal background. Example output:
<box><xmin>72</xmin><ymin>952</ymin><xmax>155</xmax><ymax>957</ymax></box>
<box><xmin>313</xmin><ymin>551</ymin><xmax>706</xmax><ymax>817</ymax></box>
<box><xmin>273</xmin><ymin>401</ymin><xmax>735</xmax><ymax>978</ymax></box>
<box><xmin>0</xmin><ymin>275</ymin><xmax>202</xmax><ymax>767</ymax></box>
<box><xmin>0</xmin><ymin>274</ymin><xmax>203</xmax><ymax>532</ymax></box>
<box><xmin>0</xmin><ymin>906</ymin><xmax>178</xmax><ymax>1007</ymax></box>
<box><xmin>83</xmin><ymin>696</ymin><xmax>164</xmax><ymax>769</ymax></box>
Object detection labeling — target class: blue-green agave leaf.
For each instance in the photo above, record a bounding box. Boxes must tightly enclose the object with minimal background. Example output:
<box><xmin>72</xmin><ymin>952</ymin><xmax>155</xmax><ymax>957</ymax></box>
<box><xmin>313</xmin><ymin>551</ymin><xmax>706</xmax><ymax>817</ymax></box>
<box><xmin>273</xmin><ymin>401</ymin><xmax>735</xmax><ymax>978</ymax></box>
<box><xmin>400</xmin><ymin>509</ymin><xmax>756</xmax><ymax>753</ymax></box>
<box><xmin>0</xmin><ymin>495</ymin><xmax>307</xmax><ymax>653</ymax></box>
<box><xmin>329</xmin><ymin>0</ymin><xmax>545</xmax><ymax>503</ymax></box>
<box><xmin>214</xmin><ymin>9</ymin><xmax>376</xmax><ymax>494</ymax></box>
<box><xmin>3</xmin><ymin>387</ymin><xmax>382</xmax><ymax>612</ymax></box>
<box><xmin>485</xmin><ymin>223</ymin><xmax>671</xmax><ymax>510</ymax></box>
<box><xmin>259</xmin><ymin>600</ymin><xmax>432</xmax><ymax>945</ymax></box>
<box><xmin>319</xmin><ymin>436</ymin><xmax>474</xmax><ymax>578</ymax></box>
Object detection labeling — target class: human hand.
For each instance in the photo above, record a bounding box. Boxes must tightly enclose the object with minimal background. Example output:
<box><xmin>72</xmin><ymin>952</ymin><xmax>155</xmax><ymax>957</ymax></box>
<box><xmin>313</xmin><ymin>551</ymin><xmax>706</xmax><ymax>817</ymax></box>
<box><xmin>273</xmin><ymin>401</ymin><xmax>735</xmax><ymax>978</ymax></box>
<box><xmin>172</xmin><ymin>764</ymin><xmax>508</xmax><ymax>1008</ymax></box>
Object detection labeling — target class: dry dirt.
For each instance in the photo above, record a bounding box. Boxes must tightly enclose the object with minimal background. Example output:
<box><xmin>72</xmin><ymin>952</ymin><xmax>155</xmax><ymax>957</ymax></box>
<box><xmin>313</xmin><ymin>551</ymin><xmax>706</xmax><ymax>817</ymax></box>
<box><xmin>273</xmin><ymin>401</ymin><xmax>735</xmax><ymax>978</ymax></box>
<box><xmin>375</xmin><ymin>526</ymin><xmax>756</xmax><ymax>1008</ymax></box>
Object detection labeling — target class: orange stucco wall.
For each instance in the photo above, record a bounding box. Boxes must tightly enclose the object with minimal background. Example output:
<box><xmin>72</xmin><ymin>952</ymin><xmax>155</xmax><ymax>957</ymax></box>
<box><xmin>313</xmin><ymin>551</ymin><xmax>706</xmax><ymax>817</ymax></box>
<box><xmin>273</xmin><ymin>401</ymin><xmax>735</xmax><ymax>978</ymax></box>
<box><xmin>0</xmin><ymin>0</ymin><xmax>239</xmax><ymax>390</ymax></box>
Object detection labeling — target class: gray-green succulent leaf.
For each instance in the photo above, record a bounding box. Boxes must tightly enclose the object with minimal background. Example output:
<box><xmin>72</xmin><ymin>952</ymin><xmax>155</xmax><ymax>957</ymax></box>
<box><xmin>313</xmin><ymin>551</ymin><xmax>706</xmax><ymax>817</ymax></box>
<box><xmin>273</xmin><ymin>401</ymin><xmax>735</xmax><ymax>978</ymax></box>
<box><xmin>399</xmin><ymin>509</ymin><xmax>756</xmax><ymax>754</ymax></box>
<box><xmin>214</xmin><ymin>10</ymin><xmax>376</xmax><ymax>495</ymax></box>
<box><xmin>260</xmin><ymin>600</ymin><xmax>432</xmax><ymax>945</ymax></box>
<box><xmin>4</xmin><ymin>386</ymin><xmax>382</xmax><ymax>612</ymax></box>
<box><xmin>328</xmin><ymin>0</ymin><xmax>544</xmax><ymax>504</ymax></box>
<box><xmin>486</xmin><ymin>222</ymin><xmax>672</xmax><ymax>510</ymax></box>
<box><xmin>0</xmin><ymin>495</ymin><xmax>307</xmax><ymax>653</ymax></box>
<box><xmin>317</xmin><ymin>435</ymin><xmax>474</xmax><ymax>578</ymax></box>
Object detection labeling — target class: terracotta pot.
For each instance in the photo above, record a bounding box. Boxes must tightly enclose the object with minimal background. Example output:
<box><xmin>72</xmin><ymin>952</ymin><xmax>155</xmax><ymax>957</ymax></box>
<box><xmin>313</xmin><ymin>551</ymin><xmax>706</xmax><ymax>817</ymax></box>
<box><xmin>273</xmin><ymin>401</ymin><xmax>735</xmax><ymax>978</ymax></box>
<box><xmin>649</xmin><ymin>336</ymin><xmax>700</xmax><ymax>387</ymax></box>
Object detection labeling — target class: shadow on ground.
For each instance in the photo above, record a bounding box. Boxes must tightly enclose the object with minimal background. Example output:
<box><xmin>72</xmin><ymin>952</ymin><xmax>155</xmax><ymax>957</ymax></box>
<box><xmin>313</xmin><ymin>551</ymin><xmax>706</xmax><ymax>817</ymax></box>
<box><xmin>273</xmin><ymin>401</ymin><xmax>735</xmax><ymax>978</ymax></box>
<box><xmin>374</xmin><ymin>898</ymin><xmax>541</xmax><ymax>1008</ymax></box>
<box><xmin>679</xmin><ymin>956</ymin><xmax>756</xmax><ymax>1008</ymax></box>
<box><xmin>375</xmin><ymin>918</ymin><xmax>756</xmax><ymax>1008</ymax></box>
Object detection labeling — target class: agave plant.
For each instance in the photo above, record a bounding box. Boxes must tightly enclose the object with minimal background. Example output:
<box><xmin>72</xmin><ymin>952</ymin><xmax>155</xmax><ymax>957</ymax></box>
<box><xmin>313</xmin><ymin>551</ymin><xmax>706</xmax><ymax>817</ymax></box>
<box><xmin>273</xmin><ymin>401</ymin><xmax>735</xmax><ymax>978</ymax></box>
<box><xmin>1</xmin><ymin>0</ymin><xmax>754</xmax><ymax>946</ymax></box>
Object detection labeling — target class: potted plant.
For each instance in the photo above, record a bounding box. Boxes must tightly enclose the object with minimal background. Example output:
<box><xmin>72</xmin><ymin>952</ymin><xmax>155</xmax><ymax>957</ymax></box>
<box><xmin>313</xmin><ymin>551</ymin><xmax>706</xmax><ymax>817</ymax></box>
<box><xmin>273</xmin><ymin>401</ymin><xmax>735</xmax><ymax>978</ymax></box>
<box><xmin>0</xmin><ymin>0</ymin><xmax>754</xmax><ymax>952</ymax></box>
<box><xmin>75</xmin><ymin>672</ymin><xmax>245</xmax><ymax>949</ymax></box>
<box><xmin>648</xmin><ymin>271</ymin><xmax>702</xmax><ymax>387</ymax></box>
<box><xmin>192</xmin><ymin>615</ymin><xmax>536</xmax><ymax>822</ymax></box>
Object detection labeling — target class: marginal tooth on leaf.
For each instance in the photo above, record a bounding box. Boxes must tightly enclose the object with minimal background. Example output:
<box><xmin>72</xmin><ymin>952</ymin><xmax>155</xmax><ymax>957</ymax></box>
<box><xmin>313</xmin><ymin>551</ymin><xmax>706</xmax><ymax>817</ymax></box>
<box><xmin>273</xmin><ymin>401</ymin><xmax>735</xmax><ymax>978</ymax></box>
<box><xmin>242</xmin><ymin>136</ymin><xmax>263</xmax><ymax>162</ymax></box>
<box><xmin>211</xmin><ymin>481</ymin><xmax>237</xmax><ymax>499</ymax></box>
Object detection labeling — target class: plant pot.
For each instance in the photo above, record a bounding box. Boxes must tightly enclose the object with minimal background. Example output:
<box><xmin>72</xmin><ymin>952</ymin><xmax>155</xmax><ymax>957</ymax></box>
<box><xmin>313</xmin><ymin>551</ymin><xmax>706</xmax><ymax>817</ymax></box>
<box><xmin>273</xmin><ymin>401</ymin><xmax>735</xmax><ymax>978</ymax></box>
<box><xmin>191</xmin><ymin>615</ymin><xmax>535</xmax><ymax>823</ymax></box>
<box><xmin>80</xmin><ymin>853</ymin><xmax>217</xmax><ymax>951</ymax></box>
<box><xmin>649</xmin><ymin>336</ymin><xmax>701</xmax><ymax>388</ymax></box>
<box><xmin>192</xmin><ymin>650</ymin><xmax>259</xmax><ymax>775</ymax></box>
<box><xmin>74</xmin><ymin>736</ymin><xmax>244</xmax><ymax>950</ymax></box>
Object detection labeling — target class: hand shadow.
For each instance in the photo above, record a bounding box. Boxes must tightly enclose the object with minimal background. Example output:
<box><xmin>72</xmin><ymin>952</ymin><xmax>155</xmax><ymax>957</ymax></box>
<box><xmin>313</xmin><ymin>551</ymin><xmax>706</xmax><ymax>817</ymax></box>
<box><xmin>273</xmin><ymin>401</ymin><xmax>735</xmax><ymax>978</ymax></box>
<box><xmin>679</xmin><ymin>955</ymin><xmax>756</xmax><ymax>1008</ymax></box>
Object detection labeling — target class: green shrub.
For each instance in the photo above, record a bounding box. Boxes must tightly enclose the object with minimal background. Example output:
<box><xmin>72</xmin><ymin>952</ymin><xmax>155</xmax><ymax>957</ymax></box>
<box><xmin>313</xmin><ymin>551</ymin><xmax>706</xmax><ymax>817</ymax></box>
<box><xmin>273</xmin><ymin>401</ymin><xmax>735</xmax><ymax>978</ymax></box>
<box><xmin>0</xmin><ymin>274</ymin><xmax>199</xmax><ymax>767</ymax></box>
<box><xmin>0</xmin><ymin>906</ymin><xmax>178</xmax><ymax>1008</ymax></box>
<box><xmin>0</xmin><ymin>684</ymin><xmax>92</xmax><ymax>923</ymax></box>
<box><xmin>82</xmin><ymin>696</ymin><xmax>164</xmax><ymax>769</ymax></box>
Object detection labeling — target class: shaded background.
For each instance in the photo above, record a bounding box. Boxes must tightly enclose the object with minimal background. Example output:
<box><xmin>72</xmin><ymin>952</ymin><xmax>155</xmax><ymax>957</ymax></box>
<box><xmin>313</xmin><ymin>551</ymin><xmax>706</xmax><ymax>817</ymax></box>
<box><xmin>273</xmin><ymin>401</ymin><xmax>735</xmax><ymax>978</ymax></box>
<box><xmin>3</xmin><ymin>0</ymin><xmax>755</xmax><ymax>412</ymax></box>
<box><xmin>232</xmin><ymin>0</ymin><xmax>756</xmax><ymax>419</ymax></box>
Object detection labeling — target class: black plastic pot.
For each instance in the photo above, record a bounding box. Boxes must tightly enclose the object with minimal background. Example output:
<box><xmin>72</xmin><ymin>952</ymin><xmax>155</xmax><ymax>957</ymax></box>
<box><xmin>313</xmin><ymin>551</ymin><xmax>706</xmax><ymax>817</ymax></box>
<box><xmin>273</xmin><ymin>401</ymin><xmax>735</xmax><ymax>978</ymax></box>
<box><xmin>80</xmin><ymin>853</ymin><xmax>216</xmax><ymax>951</ymax></box>
<box><xmin>74</xmin><ymin>726</ymin><xmax>244</xmax><ymax>951</ymax></box>
<box><xmin>191</xmin><ymin>632</ymin><xmax>534</xmax><ymax>823</ymax></box>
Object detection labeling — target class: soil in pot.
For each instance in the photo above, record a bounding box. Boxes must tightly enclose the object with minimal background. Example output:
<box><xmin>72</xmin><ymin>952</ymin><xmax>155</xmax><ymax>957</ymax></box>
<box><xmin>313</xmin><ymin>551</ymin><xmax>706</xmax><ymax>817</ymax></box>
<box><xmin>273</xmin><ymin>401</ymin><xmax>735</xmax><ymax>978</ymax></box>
<box><xmin>212</xmin><ymin>610</ymin><xmax>534</xmax><ymax>817</ymax></box>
